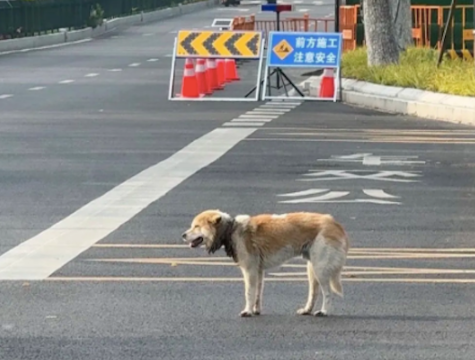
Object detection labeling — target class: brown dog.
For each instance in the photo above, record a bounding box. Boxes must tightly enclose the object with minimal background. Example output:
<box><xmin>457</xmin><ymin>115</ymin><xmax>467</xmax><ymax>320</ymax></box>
<box><xmin>182</xmin><ymin>209</ymin><xmax>350</xmax><ymax>317</ymax></box>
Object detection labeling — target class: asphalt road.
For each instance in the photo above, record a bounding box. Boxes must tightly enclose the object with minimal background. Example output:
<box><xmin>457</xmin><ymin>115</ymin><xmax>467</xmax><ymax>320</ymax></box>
<box><xmin>1</xmin><ymin>1</ymin><xmax>475</xmax><ymax>359</ymax></box>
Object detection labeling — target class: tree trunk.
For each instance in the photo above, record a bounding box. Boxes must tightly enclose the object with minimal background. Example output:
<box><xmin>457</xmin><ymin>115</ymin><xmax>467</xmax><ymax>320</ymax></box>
<box><xmin>363</xmin><ymin>0</ymin><xmax>399</xmax><ymax>66</ymax></box>
<box><xmin>389</xmin><ymin>0</ymin><xmax>413</xmax><ymax>52</ymax></box>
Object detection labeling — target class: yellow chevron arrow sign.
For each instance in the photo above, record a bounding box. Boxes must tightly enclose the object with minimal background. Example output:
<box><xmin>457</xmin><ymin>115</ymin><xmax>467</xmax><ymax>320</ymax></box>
<box><xmin>175</xmin><ymin>30</ymin><xmax>262</xmax><ymax>58</ymax></box>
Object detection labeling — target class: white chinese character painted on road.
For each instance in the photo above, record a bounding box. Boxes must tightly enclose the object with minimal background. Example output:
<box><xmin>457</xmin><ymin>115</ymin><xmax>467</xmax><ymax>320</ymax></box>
<box><xmin>304</xmin><ymin>52</ymin><xmax>315</xmax><ymax>63</ymax></box>
<box><xmin>314</xmin><ymin>52</ymin><xmax>326</xmax><ymax>63</ymax></box>
<box><xmin>294</xmin><ymin>51</ymin><xmax>304</xmax><ymax>63</ymax></box>
<box><xmin>317</xmin><ymin>153</ymin><xmax>426</xmax><ymax>166</ymax></box>
<box><xmin>316</xmin><ymin>37</ymin><xmax>327</xmax><ymax>48</ymax></box>
<box><xmin>326</xmin><ymin>52</ymin><xmax>337</xmax><ymax>64</ymax></box>
<box><xmin>328</xmin><ymin>38</ymin><xmax>338</xmax><ymax>48</ymax></box>
<box><xmin>277</xmin><ymin>189</ymin><xmax>401</xmax><ymax>205</ymax></box>
<box><xmin>295</xmin><ymin>37</ymin><xmax>306</xmax><ymax>49</ymax></box>
<box><xmin>305</xmin><ymin>37</ymin><xmax>317</xmax><ymax>49</ymax></box>
<box><xmin>298</xmin><ymin>170</ymin><xmax>421</xmax><ymax>183</ymax></box>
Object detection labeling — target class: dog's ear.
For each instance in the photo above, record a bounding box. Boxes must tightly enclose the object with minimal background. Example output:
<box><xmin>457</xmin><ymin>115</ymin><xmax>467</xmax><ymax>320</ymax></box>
<box><xmin>211</xmin><ymin>213</ymin><xmax>222</xmax><ymax>225</ymax></box>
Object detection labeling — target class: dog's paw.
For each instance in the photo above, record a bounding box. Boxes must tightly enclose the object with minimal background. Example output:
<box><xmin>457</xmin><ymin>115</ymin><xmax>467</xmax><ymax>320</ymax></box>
<box><xmin>313</xmin><ymin>310</ymin><xmax>328</xmax><ymax>317</ymax></box>
<box><xmin>240</xmin><ymin>310</ymin><xmax>253</xmax><ymax>317</ymax></box>
<box><xmin>252</xmin><ymin>310</ymin><xmax>261</xmax><ymax>316</ymax></box>
<box><xmin>296</xmin><ymin>308</ymin><xmax>312</xmax><ymax>315</ymax></box>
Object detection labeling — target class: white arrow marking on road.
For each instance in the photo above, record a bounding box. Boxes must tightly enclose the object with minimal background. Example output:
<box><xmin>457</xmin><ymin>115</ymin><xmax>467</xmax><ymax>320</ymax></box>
<box><xmin>300</xmin><ymin>170</ymin><xmax>421</xmax><ymax>183</ymax></box>
<box><xmin>277</xmin><ymin>189</ymin><xmax>401</xmax><ymax>205</ymax></box>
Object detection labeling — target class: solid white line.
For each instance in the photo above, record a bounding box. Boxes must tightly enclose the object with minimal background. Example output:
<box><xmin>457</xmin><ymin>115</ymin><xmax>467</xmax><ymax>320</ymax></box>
<box><xmin>0</xmin><ymin>39</ymin><xmax>92</xmax><ymax>56</ymax></box>
<box><xmin>0</xmin><ymin>94</ymin><xmax>13</xmax><ymax>99</ymax></box>
<box><xmin>85</xmin><ymin>73</ymin><xmax>99</xmax><ymax>77</ymax></box>
<box><xmin>59</xmin><ymin>80</ymin><xmax>75</xmax><ymax>84</ymax></box>
<box><xmin>0</xmin><ymin>128</ymin><xmax>256</xmax><ymax>280</ymax></box>
<box><xmin>129</xmin><ymin>63</ymin><xmax>141</xmax><ymax>67</ymax></box>
<box><xmin>223</xmin><ymin>122</ymin><xmax>264</xmax><ymax>127</ymax></box>
<box><xmin>147</xmin><ymin>58</ymin><xmax>159</xmax><ymax>62</ymax></box>
<box><xmin>108</xmin><ymin>69</ymin><xmax>123</xmax><ymax>72</ymax></box>
<box><xmin>28</xmin><ymin>87</ymin><xmax>46</xmax><ymax>91</ymax></box>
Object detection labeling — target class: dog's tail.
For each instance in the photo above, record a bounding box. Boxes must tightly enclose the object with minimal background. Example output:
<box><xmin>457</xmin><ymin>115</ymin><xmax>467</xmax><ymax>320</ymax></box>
<box><xmin>330</xmin><ymin>271</ymin><xmax>343</xmax><ymax>298</ymax></box>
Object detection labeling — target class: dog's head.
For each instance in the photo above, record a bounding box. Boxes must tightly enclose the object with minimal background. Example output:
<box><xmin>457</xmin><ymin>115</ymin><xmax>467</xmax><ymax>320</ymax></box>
<box><xmin>182</xmin><ymin>209</ymin><xmax>232</xmax><ymax>253</ymax></box>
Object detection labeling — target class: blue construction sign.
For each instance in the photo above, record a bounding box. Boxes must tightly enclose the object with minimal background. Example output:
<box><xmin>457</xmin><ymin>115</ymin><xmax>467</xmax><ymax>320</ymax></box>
<box><xmin>266</xmin><ymin>31</ymin><xmax>343</xmax><ymax>68</ymax></box>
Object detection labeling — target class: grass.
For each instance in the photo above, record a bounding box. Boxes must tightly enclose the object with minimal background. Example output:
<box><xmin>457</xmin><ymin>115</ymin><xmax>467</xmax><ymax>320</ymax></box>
<box><xmin>341</xmin><ymin>47</ymin><xmax>475</xmax><ymax>97</ymax></box>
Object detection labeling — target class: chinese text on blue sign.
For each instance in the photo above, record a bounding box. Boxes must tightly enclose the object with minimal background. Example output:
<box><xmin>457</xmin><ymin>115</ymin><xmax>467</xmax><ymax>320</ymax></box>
<box><xmin>267</xmin><ymin>31</ymin><xmax>342</xmax><ymax>68</ymax></box>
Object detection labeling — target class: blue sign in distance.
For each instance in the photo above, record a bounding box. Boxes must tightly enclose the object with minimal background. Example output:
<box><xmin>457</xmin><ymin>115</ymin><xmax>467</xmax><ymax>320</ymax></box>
<box><xmin>267</xmin><ymin>31</ymin><xmax>342</xmax><ymax>68</ymax></box>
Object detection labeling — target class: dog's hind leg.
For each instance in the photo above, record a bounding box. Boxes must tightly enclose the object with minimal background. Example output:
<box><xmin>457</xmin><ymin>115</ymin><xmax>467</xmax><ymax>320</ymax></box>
<box><xmin>309</xmin><ymin>236</ymin><xmax>347</xmax><ymax>317</ymax></box>
<box><xmin>253</xmin><ymin>268</ymin><xmax>264</xmax><ymax>315</ymax></box>
<box><xmin>296</xmin><ymin>261</ymin><xmax>319</xmax><ymax>315</ymax></box>
<box><xmin>240</xmin><ymin>267</ymin><xmax>259</xmax><ymax>317</ymax></box>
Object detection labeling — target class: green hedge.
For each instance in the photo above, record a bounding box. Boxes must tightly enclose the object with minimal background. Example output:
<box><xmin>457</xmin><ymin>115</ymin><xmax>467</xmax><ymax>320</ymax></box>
<box><xmin>0</xmin><ymin>0</ymin><xmax>179</xmax><ymax>39</ymax></box>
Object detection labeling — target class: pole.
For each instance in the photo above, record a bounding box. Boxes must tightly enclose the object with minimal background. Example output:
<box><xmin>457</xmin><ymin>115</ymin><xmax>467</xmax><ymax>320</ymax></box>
<box><xmin>334</xmin><ymin>0</ymin><xmax>340</xmax><ymax>33</ymax></box>
<box><xmin>276</xmin><ymin>10</ymin><xmax>281</xmax><ymax>89</ymax></box>
<box><xmin>437</xmin><ymin>0</ymin><xmax>457</xmax><ymax>67</ymax></box>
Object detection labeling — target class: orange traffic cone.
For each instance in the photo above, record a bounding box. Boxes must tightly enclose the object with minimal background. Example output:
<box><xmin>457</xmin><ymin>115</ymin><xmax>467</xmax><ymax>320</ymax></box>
<box><xmin>319</xmin><ymin>68</ymin><xmax>335</xmax><ymax>98</ymax></box>
<box><xmin>216</xmin><ymin>59</ymin><xmax>227</xmax><ymax>86</ymax></box>
<box><xmin>206</xmin><ymin>59</ymin><xmax>223</xmax><ymax>90</ymax></box>
<box><xmin>196</xmin><ymin>58</ymin><xmax>212</xmax><ymax>96</ymax></box>
<box><xmin>177</xmin><ymin>58</ymin><xmax>201</xmax><ymax>98</ymax></box>
<box><xmin>224</xmin><ymin>58</ymin><xmax>240</xmax><ymax>82</ymax></box>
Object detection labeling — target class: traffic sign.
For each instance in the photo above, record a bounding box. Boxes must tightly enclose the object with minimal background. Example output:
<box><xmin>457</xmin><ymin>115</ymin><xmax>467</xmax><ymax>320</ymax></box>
<box><xmin>266</xmin><ymin>31</ymin><xmax>342</xmax><ymax>68</ymax></box>
<box><xmin>175</xmin><ymin>30</ymin><xmax>262</xmax><ymax>58</ymax></box>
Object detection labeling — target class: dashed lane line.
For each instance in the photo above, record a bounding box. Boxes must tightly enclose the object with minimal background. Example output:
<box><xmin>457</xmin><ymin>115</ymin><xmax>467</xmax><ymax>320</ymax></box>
<box><xmin>128</xmin><ymin>63</ymin><xmax>141</xmax><ymax>67</ymax></box>
<box><xmin>85</xmin><ymin>73</ymin><xmax>99</xmax><ymax>77</ymax></box>
<box><xmin>28</xmin><ymin>87</ymin><xmax>46</xmax><ymax>91</ymax></box>
<box><xmin>108</xmin><ymin>69</ymin><xmax>123</xmax><ymax>72</ymax></box>
<box><xmin>58</xmin><ymin>79</ymin><xmax>75</xmax><ymax>84</ymax></box>
<box><xmin>0</xmin><ymin>94</ymin><xmax>13</xmax><ymax>99</ymax></box>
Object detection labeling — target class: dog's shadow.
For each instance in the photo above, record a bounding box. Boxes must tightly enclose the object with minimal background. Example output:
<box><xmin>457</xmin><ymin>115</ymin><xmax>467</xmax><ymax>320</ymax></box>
<box><xmin>248</xmin><ymin>313</ymin><xmax>474</xmax><ymax>323</ymax></box>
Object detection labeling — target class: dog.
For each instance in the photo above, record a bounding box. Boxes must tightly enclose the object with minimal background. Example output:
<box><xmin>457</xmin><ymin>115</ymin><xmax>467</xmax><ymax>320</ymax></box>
<box><xmin>182</xmin><ymin>209</ymin><xmax>350</xmax><ymax>317</ymax></box>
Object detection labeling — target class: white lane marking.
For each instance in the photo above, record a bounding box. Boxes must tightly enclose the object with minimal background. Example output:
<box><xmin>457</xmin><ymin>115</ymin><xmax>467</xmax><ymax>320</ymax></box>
<box><xmin>0</xmin><ymin>39</ymin><xmax>92</xmax><ymax>56</ymax></box>
<box><xmin>59</xmin><ymin>80</ymin><xmax>75</xmax><ymax>84</ymax></box>
<box><xmin>223</xmin><ymin>122</ymin><xmax>265</xmax><ymax>127</ymax></box>
<box><xmin>298</xmin><ymin>8</ymin><xmax>309</xmax><ymax>12</ymax></box>
<box><xmin>0</xmin><ymin>94</ymin><xmax>13</xmax><ymax>99</ymax></box>
<box><xmin>313</xmin><ymin>0</ymin><xmax>324</xmax><ymax>4</ymax></box>
<box><xmin>266</xmin><ymin>102</ymin><xmax>300</xmax><ymax>106</ymax></box>
<box><xmin>129</xmin><ymin>63</ymin><xmax>141</xmax><ymax>67</ymax></box>
<box><xmin>246</xmin><ymin>111</ymin><xmax>287</xmax><ymax>115</ymax></box>
<box><xmin>233</xmin><ymin>118</ymin><xmax>273</xmax><ymax>122</ymax></box>
<box><xmin>294</xmin><ymin>0</ymin><xmax>303</xmax><ymax>3</ymax></box>
<box><xmin>147</xmin><ymin>58</ymin><xmax>159</xmax><ymax>62</ymax></box>
<box><xmin>28</xmin><ymin>87</ymin><xmax>46</xmax><ymax>91</ymax></box>
<box><xmin>0</xmin><ymin>128</ymin><xmax>257</xmax><ymax>280</ymax></box>
<box><xmin>85</xmin><ymin>73</ymin><xmax>99</xmax><ymax>77</ymax></box>
<box><xmin>325</xmin><ymin>13</ymin><xmax>333</xmax><ymax>18</ymax></box>
<box><xmin>108</xmin><ymin>68</ymin><xmax>123</xmax><ymax>72</ymax></box>
<box><xmin>257</xmin><ymin>106</ymin><xmax>292</xmax><ymax>112</ymax></box>
<box><xmin>142</xmin><ymin>33</ymin><xmax>154</xmax><ymax>36</ymax></box>
<box><xmin>238</xmin><ymin>114</ymin><xmax>280</xmax><ymax>119</ymax></box>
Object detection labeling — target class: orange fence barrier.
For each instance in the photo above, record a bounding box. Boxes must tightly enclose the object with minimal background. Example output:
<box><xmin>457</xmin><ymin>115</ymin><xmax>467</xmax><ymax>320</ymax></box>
<box><xmin>232</xmin><ymin>4</ymin><xmax>474</xmax><ymax>59</ymax></box>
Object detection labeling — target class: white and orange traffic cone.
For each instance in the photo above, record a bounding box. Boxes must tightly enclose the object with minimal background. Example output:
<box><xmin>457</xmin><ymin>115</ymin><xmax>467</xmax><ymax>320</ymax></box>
<box><xmin>206</xmin><ymin>59</ymin><xmax>223</xmax><ymax>91</ymax></box>
<box><xmin>196</xmin><ymin>58</ymin><xmax>212</xmax><ymax>96</ymax></box>
<box><xmin>225</xmin><ymin>58</ymin><xmax>240</xmax><ymax>82</ymax></box>
<box><xmin>176</xmin><ymin>58</ymin><xmax>201</xmax><ymax>98</ymax></box>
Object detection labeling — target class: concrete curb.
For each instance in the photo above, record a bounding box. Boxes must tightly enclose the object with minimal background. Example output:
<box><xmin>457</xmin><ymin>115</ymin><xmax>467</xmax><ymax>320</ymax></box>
<box><xmin>307</xmin><ymin>76</ymin><xmax>475</xmax><ymax>126</ymax></box>
<box><xmin>0</xmin><ymin>0</ymin><xmax>220</xmax><ymax>53</ymax></box>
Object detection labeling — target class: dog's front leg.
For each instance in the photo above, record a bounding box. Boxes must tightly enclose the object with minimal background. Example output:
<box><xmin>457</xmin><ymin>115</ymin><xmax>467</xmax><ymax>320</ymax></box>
<box><xmin>252</xmin><ymin>268</ymin><xmax>264</xmax><ymax>315</ymax></box>
<box><xmin>240</xmin><ymin>267</ymin><xmax>258</xmax><ymax>317</ymax></box>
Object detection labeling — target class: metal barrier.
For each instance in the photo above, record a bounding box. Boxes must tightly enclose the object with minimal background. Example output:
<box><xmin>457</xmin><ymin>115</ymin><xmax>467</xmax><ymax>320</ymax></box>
<box><xmin>231</xmin><ymin>3</ymin><xmax>474</xmax><ymax>59</ymax></box>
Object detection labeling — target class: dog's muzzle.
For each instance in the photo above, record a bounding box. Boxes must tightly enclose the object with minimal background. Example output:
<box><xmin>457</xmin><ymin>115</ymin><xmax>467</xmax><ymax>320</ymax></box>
<box><xmin>182</xmin><ymin>232</ymin><xmax>204</xmax><ymax>248</ymax></box>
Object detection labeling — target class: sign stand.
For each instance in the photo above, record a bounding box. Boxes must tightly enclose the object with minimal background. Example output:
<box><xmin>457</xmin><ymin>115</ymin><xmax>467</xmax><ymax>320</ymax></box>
<box><xmin>245</xmin><ymin>3</ymin><xmax>302</xmax><ymax>99</ymax></box>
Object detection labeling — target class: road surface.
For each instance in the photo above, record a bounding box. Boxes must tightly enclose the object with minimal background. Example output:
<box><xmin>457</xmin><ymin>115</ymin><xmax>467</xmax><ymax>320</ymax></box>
<box><xmin>1</xmin><ymin>1</ymin><xmax>475</xmax><ymax>359</ymax></box>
